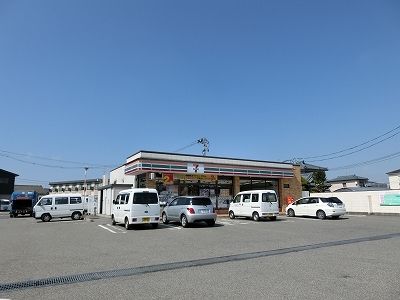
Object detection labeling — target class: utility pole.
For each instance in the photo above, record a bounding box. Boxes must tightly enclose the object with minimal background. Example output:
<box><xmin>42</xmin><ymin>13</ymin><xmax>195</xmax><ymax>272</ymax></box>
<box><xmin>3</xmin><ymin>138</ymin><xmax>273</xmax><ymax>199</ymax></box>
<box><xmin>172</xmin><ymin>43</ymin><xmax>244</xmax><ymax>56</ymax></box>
<box><xmin>83</xmin><ymin>167</ymin><xmax>88</xmax><ymax>216</ymax></box>
<box><xmin>197</xmin><ymin>138</ymin><xmax>209</xmax><ymax>156</ymax></box>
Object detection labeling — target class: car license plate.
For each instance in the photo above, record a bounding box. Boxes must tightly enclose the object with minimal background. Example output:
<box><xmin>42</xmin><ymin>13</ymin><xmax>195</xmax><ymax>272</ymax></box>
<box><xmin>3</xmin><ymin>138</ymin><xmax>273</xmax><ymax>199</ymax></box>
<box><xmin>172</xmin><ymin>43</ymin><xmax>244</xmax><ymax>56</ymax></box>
<box><xmin>200</xmin><ymin>209</ymin><xmax>209</xmax><ymax>214</ymax></box>
<box><xmin>142</xmin><ymin>217</ymin><xmax>150</xmax><ymax>222</ymax></box>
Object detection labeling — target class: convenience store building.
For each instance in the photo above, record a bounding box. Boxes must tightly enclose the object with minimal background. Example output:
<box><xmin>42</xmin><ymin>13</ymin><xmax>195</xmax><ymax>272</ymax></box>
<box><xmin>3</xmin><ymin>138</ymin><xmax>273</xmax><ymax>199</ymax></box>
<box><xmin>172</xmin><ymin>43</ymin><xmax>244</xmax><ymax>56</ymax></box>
<box><xmin>98</xmin><ymin>150</ymin><xmax>302</xmax><ymax>216</ymax></box>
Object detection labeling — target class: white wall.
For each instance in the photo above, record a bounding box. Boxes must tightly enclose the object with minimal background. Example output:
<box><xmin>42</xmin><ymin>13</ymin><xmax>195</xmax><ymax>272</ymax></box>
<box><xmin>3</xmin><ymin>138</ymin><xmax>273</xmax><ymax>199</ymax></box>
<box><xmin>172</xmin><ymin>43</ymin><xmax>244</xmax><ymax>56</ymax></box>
<box><xmin>101</xmin><ymin>186</ymin><xmax>134</xmax><ymax>216</ymax></box>
<box><xmin>110</xmin><ymin>166</ymin><xmax>135</xmax><ymax>185</ymax></box>
<box><xmin>311</xmin><ymin>191</ymin><xmax>400</xmax><ymax>215</ymax></box>
<box><xmin>388</xmin><ymin>175</ymin><xmax>400</xmax><ymax>190</ymax></box>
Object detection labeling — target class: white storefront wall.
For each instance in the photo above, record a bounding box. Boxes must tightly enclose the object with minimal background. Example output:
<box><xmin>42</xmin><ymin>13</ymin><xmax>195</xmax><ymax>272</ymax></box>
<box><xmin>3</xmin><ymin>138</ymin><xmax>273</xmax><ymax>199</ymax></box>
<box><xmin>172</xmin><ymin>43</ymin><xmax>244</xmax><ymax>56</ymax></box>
<box><xmin>311</xmin><ymin>191</ymin><xmax>400</xmax><ymax>215</ymax></box>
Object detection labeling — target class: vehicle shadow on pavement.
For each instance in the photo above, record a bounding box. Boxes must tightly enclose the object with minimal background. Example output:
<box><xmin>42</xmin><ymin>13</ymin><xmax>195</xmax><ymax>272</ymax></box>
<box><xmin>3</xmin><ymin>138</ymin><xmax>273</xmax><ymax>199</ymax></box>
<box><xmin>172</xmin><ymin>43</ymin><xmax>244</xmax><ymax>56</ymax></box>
<box><xmin>286</xmin><ymin>216</ymin><xmax>349</xmax><ymax>221</ymax></box>
<box><xmin>35</xmin><ymin>219</ymin><xmax>85</xmax><ymax>223</ymax></box>
<box><xmin>158</xmin><ymin>222</ymin><xmax>224</xmax><ymax>229</ymax></box>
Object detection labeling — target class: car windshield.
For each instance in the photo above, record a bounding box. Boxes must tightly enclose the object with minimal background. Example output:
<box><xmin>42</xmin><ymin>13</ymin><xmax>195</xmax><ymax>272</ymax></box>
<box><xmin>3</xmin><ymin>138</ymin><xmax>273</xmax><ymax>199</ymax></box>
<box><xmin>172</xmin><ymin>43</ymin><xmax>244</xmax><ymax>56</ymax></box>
<box><xmin>133</xmin><ymin>193</ymin><xmax>158</xmax><ymax>204</ymax></box>
<box><xmin>191</xmin><ymin>198</ymin><xmax>212</xmax><ymax>206</ymax></box>
<box><xmin>321</xmin><ymin>197</ymin><xmax>343</xmax><ymax>204</ymax></box>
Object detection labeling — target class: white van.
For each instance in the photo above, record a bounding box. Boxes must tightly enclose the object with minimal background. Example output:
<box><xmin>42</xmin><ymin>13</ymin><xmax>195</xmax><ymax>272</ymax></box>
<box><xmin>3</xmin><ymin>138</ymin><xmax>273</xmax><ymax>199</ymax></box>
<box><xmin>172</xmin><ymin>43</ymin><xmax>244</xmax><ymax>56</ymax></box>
<box><xmin>0</xmin><ymin>199</ymin><xmax>10</xmax><ymax>211</ymax></box>
<box><xmin>33</xmin><ymin>193</ymin><xmax>85</xmax><ymax>222</ymax></box>
<box><xmin>229</xmin><ymin>190</ymin><xmax>279</xmax><ymax>221</ymax></box>
<box><xmin>111</xmin><ymin>188</ymin><xmax>160</xmax><ymax>230</ymax></box>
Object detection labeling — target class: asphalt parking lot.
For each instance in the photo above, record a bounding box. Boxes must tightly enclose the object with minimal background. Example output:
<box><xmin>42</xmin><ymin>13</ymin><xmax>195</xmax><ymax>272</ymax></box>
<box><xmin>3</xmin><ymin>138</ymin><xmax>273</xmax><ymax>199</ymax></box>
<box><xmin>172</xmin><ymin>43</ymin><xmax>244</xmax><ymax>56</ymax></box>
<box><xmin>0</xmin><ymin>211</ymin><xmax>399</xmax><ymax>300</ymax></box>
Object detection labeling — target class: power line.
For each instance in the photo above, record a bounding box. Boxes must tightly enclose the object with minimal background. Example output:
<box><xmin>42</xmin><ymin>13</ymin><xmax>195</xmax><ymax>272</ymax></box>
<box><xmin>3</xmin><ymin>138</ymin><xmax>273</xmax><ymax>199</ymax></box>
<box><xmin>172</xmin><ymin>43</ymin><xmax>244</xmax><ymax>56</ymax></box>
<box><xmin>174</xmin><ymin>138</ymin><xmax>210</xmax><ymax>155</ymax></box>
<box><xmin>299</xmin><ymin>123</ymin><xmax>400</xmax><ymax>162</ymax></box>
<box><xmin>16</xmin><ymin>178</ymin><xmax>50</xmax><ymax>184</ymax></box>
<box><xmin>0</xmin><ymin>153</ymin><xmax>83</xmax><ymax>169</ymax></box>
<box><xmin>329</xmin><ymin>150</ymin><xmax>400</xmax><ymax>171</ymax></box>
<box><xmin>0</xmin><ymin>152</ymin><xmax>118</xmax><ymax>170</ymax></box>
<box><xmin>0</xmin><ymin>148</ymin><xmax>115</xmax><ymax>168</ymax></box>
<box><xmin>309</xmin><ymin>130</ymin><xmax>400</xmax><ymax>162</ymax></box>
<box><xmin>174</xmin><ymin>141</ymin><xmax>199</xmax><ymax>153</ymax></box>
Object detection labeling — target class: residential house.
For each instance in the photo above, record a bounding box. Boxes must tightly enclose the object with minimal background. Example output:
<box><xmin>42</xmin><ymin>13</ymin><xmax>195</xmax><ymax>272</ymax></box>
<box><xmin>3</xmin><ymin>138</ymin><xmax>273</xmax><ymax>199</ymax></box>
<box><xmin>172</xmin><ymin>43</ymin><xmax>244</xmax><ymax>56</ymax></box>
<box><xmin>0</xmin><ymin>169</ymin><xmax>18</xmax><ymax>199</ymax></box>
<box><xmin>387</xmin><ymin>169</ymin><xmax>400</xmax><ymax>189</ymax></box>
<box><xmin>327</xmin><ymin>175</ymin><xmax>369</xmax><ymax>192</ymax></box>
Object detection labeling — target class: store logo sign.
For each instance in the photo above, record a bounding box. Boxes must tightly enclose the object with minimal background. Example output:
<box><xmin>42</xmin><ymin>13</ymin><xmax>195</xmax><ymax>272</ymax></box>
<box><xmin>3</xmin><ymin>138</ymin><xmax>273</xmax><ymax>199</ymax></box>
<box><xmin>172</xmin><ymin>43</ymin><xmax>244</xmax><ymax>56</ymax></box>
<box><xmin>187</xmin><ymin>163</ymin><xmax>204</xmax><ymax>174</ymax></box>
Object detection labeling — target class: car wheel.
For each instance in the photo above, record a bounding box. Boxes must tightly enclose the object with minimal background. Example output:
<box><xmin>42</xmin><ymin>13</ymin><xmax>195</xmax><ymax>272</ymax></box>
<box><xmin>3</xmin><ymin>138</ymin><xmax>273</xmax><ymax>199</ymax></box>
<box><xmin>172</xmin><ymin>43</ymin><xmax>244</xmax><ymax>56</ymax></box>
<box><xmin>71</xmin><ymin>212</ymin><xmax>81</xmax><ymax>220</ymax></box>
<box><xmin>41</xmin><ymin>214</ymin><xmax>51</xmax><ymax>222</ymax></box>
<box><xmin>162</xmin><ymin>212</ymin><xmax>169</xmax><ymax>224</ymax></box>
<box><xmin>287</xmin><ymin>209</ymin><xmax>295</xmax><ymax>217</ymax></box>
<box><xmin>317</xmin><ymin>210</ymin><xmax>326</xmax><ymax>220</ymax></box>
<box><xmin>152</xmin><ymin>223</ymin><xmax>159</xmax><ymax>229</ymax></box>
<box><xmin>252</xmin><ymin>212</ymin><xmax>260</xmax><ymax>222</ymax></box>
<box><xmin>229</xmin><ymin>211</ymin><xmax>235</xmax><ymax>219</ymax></box>
<box><xmin>181</xmin><ymin>215</ymin><xmax>189</xmax><ymax>228</ymax></box>
<box><xmin>207</xmin><ymin>220</ymin><xmax>215</xmax><ymax>227</ymax></box>
<box><xmin>111</xmin><ymin>215</ymin><xmax>116</xmax><ymax>225</ymax></box>
<box><xmin>125</xmin><ymin>217</ymin><xmax>131</xmax><ymax>230</ymax></box>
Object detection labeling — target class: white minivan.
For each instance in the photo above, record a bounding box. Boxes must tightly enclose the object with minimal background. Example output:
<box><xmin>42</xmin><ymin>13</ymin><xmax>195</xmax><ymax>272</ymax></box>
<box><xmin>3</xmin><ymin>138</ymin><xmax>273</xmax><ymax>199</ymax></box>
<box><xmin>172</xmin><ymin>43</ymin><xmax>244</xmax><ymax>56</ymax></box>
<box><xmin>33</xmin><ymin>193</ymin><xmax>85</xmax><ymax>222</ymax></box>
<box><xmin>229</xmin><ymin>190</ymin><xmax>279</xmax><ymax>221</ymax></box>
<box><xmin>111</xmin><ymin>188</ymin><xmax>160</xmax><ymax>230</ymax></box>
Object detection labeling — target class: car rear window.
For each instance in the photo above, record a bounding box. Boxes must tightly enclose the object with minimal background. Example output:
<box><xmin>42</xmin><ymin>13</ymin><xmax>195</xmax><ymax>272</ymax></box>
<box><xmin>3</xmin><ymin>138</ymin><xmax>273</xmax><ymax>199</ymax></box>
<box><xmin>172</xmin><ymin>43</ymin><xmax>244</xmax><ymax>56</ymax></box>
<box><xmin>262</xmin><ymin>193</ymin><xmax>277</xmax><ymax>202</ymax></box>
<box><xmin>321</xmin><ymin>197</ymin><xmax>343</xmax><ymax>204</ymax></box>
<box><xmin>191</xmin><ymin>197</ymin><xmax>212</xmax><ymax>206</ymax></box>
<box><xmin>133</xmin><ymin>192</ymin><xmax>158</xmax><ymax>204</ymax></box>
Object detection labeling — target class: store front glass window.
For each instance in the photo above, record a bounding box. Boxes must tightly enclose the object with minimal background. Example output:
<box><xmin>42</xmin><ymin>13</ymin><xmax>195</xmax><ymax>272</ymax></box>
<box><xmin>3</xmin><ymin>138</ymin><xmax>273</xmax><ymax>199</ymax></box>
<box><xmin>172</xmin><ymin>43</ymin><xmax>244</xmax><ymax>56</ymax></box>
<box><xmin>240</xmin><ymin>178</ymin><xmax>279</xmax><ymax>194</ymax></box>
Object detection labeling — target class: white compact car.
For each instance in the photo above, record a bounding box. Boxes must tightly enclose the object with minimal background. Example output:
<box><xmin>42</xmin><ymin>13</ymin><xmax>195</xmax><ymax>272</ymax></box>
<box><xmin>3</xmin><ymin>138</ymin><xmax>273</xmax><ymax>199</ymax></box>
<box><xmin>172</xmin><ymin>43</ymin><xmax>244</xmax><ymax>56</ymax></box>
<box><xmin>286</xmin><ymin>196</ymin><xmax>346</xmax><ymax>219</ymax></box>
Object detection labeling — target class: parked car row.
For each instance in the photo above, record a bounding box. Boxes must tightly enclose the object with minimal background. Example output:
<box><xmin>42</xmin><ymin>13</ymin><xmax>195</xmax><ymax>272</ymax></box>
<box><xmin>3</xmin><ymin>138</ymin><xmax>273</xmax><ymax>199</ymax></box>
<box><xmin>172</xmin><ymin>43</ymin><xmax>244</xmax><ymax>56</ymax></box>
<box><xmin>19</xmin><ymin>189</ymin><xmax>346</xmax><ymax>226</ymax></box>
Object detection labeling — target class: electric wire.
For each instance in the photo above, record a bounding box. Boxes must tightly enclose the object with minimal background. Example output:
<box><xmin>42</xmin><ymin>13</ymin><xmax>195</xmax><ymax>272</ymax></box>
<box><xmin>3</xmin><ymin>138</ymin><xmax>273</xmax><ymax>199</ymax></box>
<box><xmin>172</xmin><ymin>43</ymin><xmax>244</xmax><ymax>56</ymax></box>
<box><xmin>174</xmin><ymin>141</ymin><xmax>199</xmax><ymax>153</ymax></box>
<box><xmin>308</xmin><ymin>130</ymin><xmax>400</xmax><ymax>162</ymax></box>
<box><xmin>0</xmin><ymin>153</ymin><xmax>90</xmax><ymax>169</ymax></box>
<box><xmin>0</xmin><ymin>148</ymin><xmax>115</xmax><ymax>168</ymax></box>
<box><xmin>329</xmin><ymin>150</ymin><xmax>400</xmax><ymax>171</ymax></box>
<box><xmin>16</xmin><ymin>178</ymin><xmax>50</xmax><ymax>184</ymax></box>
<box><xmin>299</xmin><ymin>123</ymin><xmax>400</xmax><ymax>161</ymax></box>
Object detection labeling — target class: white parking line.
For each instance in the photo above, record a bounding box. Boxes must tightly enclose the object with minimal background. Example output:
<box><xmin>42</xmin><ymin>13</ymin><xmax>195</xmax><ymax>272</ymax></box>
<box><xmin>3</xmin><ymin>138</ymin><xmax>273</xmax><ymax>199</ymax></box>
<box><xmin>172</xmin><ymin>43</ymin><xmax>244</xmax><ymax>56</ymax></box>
<box><xmin>217</xmin><ymin>221</ymin><xmax>235</xmax><ymax>226</ymax></box>
<box><xmin>218</xmin><ymin>220</ymin><xmax>251</xmax><ymax>226</ymax></box>
<box><xmin>161</xmin><ymin>224</ymin><xmax>182</xmax><ymax>230</ymax></box>
<box><xmin>98</xmin><ymin>224</ymin><xmax>117</xmax><ymax>233</ymax></box>
<box><xmin>105</xmin><ymin>224</ymin><xmax>127</xmax><ymax>233</ymax></box>
<box><xmin>288</xmin><ymin>217</ymin><xmax>320</xmax><ymax>221</ymax></box>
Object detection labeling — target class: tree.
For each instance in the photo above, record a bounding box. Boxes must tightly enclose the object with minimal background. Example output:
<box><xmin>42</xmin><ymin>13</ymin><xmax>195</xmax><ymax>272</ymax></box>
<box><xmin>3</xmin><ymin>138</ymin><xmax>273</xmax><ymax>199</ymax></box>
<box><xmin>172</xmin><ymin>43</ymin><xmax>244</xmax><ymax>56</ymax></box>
<box><xmin>301</xmin><ymin>176</ymin><xmax>311</xmax><ymax>191</ymax></box>
<box><xmin>311</xmin><ymin>170</ymin><xmax>330</xmax><ymax>192</ymax></box>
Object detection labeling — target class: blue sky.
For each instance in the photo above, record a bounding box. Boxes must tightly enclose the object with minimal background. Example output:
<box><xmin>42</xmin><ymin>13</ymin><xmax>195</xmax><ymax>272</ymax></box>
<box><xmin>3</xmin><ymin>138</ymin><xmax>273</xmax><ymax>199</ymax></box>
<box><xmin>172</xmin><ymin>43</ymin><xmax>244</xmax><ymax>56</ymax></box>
<box><xmin>1</xmin><ymin>0</ymin><xmax>399</xmax><ymax>185</ymax></box>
